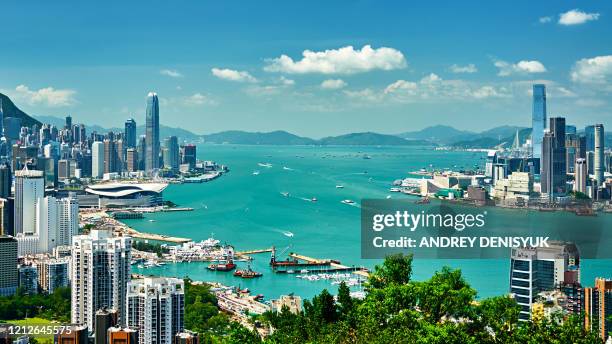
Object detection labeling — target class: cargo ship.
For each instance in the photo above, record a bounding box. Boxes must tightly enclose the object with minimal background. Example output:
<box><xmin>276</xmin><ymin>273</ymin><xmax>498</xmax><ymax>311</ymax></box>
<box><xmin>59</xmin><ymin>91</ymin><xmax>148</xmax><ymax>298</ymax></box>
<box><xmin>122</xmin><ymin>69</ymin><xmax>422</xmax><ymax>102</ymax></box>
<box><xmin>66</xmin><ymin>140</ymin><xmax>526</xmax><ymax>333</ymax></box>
<box><xmin>208</xmin><ymin>261</ymin><xmax>236</xmax><ymax>271</ymax></box>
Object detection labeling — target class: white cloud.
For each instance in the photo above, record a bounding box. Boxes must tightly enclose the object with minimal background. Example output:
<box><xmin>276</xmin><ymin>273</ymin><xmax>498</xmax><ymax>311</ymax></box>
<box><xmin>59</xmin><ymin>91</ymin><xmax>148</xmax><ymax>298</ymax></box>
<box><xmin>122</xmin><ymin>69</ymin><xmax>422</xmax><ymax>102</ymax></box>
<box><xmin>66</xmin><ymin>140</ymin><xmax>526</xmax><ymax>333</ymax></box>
<box><xmin>384</xmin><ymin>80</ymin><xmax>417</xmax><ymax>94</ymax></box>
<box><xmin>539</xmin><ymin>16</ymin><xmax>552</xmax><ymax>23</ymax></box>
<box><xmin>494</xmin><ymin>59</ymin><xmax>547</xmax><ymax>76</ymax></box>
<box><xmin>11</xmin><ymin>85</ymin><xmax>76</xmax><ymax>107</ymax></box>
<box><xmin>160</xmin><ymin>69</ymin><xmax>183</xmax><ymax>78</ymax></box>
<box><xmin>558</xmin><ymin>9</ymin><xmax>600</xmax><ymax>25</ymax></box>
<box><xmin>278</xmin><ymin>76</ymin><xmax>295</xmax><ymax>86</ymax></box>
<box><xmin>570</xmin><ymin>55</ymin><xmax>612</xmax><ymax>84</ymax></box>
<box><xmin>321</xmin><ymin>79</ymin><xmax>347</xmax><ymax>90</ymax></box>
<box><xmin>211</xmin><ymin>68</ymin><xmax>257</xmax><ymax>83</ymax></box>
<box><xmin>449</xmin><ymin>64</ymin><xmax>477</xmax><ymax>73</ymax></box>
<box><xmin>264</xmin><ymin>45</ymin><xmax>407</xmax><ymax>74</ymax></box>
<box><xmin>183</xmin><ymin>93</ymin><xmax>214</xmax><ymax>106</ymax></box>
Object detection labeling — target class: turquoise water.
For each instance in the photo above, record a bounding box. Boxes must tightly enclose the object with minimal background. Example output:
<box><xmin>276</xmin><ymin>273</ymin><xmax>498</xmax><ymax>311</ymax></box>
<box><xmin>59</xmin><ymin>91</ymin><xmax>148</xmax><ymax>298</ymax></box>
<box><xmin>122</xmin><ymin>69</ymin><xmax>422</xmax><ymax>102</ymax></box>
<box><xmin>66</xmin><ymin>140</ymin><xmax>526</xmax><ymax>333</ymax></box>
<box><xmin>126</xmin><ymin>145</ymin><xmax>612</xmax><ymax>301</ymax></box>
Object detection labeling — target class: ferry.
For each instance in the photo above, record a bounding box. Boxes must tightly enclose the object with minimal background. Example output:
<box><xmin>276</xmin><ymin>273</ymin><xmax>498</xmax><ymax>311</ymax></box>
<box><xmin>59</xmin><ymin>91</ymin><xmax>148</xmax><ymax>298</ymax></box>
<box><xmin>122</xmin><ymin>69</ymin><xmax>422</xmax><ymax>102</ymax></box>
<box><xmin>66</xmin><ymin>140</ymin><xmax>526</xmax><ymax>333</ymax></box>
<box><xmin>282</xmin><ymin>231</ymin><xmax>294</xmax><ymax>238</ymax></box>
<box><xmin>341</xmin><ymin>199</ymin><xmax>356</xmax><ymax>205</ymax></box>
<box><xmin>311</xmin><ymin>197</ymin><xmax>317</xmax><ymax>202</ymax></box>
<box><xmin>335</xmin><ymin>185</ymin><xmax>344</xmax><ymax>189</ymax></box>
<box><xmin>258</xmin><ymin>162</ymin><xmax>273</xmax><ymax>168</ymax></box>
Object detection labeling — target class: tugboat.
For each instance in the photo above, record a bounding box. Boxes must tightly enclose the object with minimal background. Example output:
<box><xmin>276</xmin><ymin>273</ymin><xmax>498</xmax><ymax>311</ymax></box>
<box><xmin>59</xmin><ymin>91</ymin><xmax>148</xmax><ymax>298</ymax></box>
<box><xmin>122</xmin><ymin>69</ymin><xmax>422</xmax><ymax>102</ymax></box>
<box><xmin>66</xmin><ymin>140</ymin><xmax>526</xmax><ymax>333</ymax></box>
<box><xmin>234</xmin><ymin>263</ymin><xmax>263</xmax><ymax>278</ymax></box>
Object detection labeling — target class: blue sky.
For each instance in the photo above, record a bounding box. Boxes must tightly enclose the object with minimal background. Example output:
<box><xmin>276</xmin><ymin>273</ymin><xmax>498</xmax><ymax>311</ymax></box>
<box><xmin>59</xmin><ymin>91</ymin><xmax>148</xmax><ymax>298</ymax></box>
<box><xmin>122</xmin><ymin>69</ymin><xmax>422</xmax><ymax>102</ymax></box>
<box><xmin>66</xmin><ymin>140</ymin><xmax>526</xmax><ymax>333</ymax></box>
<box><xmin>1</xmin><ymin>1</ymin><xmax>611</xmax><ymax>137</ymax></box>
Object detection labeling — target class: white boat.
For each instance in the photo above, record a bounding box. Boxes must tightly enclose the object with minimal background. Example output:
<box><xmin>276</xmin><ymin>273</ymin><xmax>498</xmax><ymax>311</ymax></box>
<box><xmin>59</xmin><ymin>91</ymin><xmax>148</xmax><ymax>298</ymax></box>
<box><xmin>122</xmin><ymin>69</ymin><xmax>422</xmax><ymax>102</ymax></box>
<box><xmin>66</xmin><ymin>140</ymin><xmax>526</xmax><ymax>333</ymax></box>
<box><xmin>283</xmin><ymin>166</ymin><xmax>292</xmax><ymax>170</ymax></box>
<box><xmin>335</xmin><ymin>185</ymin><xmax>344</xmax><ymax>189</ymax></box>
<box><xmin>137</xmin><ymin>264</ymin><xmax>144</xmax><ymax>269</ymax></box>
<box><xmin>386</xmin><ymin>195</ymin><xmax>392</xmax><ymax>199</ymax></box>
<box><xmin>258</xmin><ymin>162</ymin><xmax>273</xmax><ymax>168</ymax></box>
<box><xmin>390</xmin><ymin>188</ymin><xmax>401</xmax><ymax>192</ymax></box>
<box><xmin>148</xmin><ymin>219</ymin><xmax>156</xmax><ymax>222</ymax></box>
<box><xmin>300</xmin><ymin>269</ymin><xmax>309</xmax><ymax>273</ymax></box>
<box><xmin>252</xmin><ymin>171</ymin><xmax>260</xmax><ymax>175</ymax></box>
<box><xmin>282</xmin><ymin>231</ymin><xmax>294</xmax><ymax>238</ymax></box>
<box><xmin>341</xmin><ymin>199</ymin><xmax>355</xmax><ymax>205</ymax></box>
<box><xmin>280</xmin><ymin>192</ymin><xmax>289</xmax><ymax>197</ymax></box>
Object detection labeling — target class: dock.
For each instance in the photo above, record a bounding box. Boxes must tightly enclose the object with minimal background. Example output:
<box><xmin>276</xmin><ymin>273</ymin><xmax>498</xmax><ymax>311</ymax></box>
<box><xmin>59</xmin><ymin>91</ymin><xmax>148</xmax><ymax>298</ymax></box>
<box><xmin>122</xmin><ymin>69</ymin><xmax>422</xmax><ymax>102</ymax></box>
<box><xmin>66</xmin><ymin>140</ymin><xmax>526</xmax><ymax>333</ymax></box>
<box><xmin>285</xmin><ymin>253</ymin><xmax>369</xmax><ymax>278</ymax></box>
<box><xmin>236</xmin><ymin>248</ymin><xmax>273</xmax><ymax>255</ymax></box>
<box><xmin>125</xmin><ymin>229</ymin><xmax>192</xmax><ymax>244</ymax></box>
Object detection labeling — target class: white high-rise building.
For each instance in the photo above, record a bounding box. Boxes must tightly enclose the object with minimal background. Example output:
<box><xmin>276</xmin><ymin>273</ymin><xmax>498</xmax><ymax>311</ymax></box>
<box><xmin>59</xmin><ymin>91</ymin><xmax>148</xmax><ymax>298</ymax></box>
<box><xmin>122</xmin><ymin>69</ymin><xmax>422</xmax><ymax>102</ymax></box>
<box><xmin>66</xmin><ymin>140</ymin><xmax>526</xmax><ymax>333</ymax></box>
<box><xmin>36</xmin><ymin>194</ymin><xmax>78</xmax><ymax>253</ymax></box>
<box><xmin>71</xmin><ymin>229</ymin><xmax>131</xmax><ymax>330</ymax></box>
<box><xmin>127</xmin><ymin>277</ymin><xmax>185</xmax><ymax>344</ymax></box>
<box><xmin>574</xmin><ymin>158</ymin><xmax>587</xmax><ymax>194</ymax></box>
<box><xmin>594</xmin><ymin>124</ymin><xmax>605</xmax><ymax>187</ymax></box>
<box><xmin>92</xmin><ymin>141</ymin><xmax>105</xmax><ymax>179</ymax></box>
<box><xmin>14</xmin><ymin>169</ymin><xmax>44</xmax><ymax>234</ymax></box>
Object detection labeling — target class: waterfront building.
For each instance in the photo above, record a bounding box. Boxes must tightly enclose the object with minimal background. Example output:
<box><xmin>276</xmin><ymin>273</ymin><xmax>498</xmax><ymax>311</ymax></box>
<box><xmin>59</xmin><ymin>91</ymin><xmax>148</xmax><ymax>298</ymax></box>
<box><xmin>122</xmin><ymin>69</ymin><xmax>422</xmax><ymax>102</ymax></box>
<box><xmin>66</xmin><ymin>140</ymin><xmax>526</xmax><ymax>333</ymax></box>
<box><xmin>126</xmin><ymin>277</ymin><xmax>185</xmax><ymax>344</ymax></box>
<box><xmin>593</xmin><ymin>124</ymin><xmax>605</xmax><ymax>186</ymax></box>
<box><xmin>92</xmin><ymin>141</ymin><xmax>104</xmax><ymax>178</ymax></box>
<box><xmin>574</xmin><ymin>158</ymin><xmax>588</xmax><ymax>194</ymax></box>
<box><xmin>124</xmin><ymin>118</ymin><xmax>137</xmax><ymax>148</ymax></box>
<box><xmin>509</xmin><ymin>242</ymin><xmax>579</xmax><ymax>321</ymax></box>
<box><xmin>145</xmin><ymin>92</ymin><xmax>160</xmax><ymax>173</ymax></box>
<box><xmin>492</xmin><ymin>172</ymin><xmax>534</xmax><ymax>202</ymax></box>
<box><xmin>180</xmin><ymin>144</ymin><xmax>197</xmax><ymax>170</ymax></box>
<box><xmin>585</xmin><ymin>278</ymin><xmax>612</xmax><ymax>340</ymax></box>
<box><xmin>14</xmin><ymin>169</ymin><xmax>44</xmax><ymax>235</ymax></box>
<box><xmin>531</xmin><ymin>84</ymin><xmax>547</xmax><ymax>162</ymax></box>
<box><xmin>0</xmin><ymin>235</ymin><xmax>18</xmax><ymax>296</ymax></box>
<box><xmin>163</xmin><ymin>136</ymin><xmax>180</xmax><ymax>171</ymax></box>
<box><xmin>541</xmin><ymin>117</ymin><xmax>566</xmax><ymax>198</ymax></box>
<box><xmin>83</xmin><ymin>182</ymin><xmax>166</xmax><ymax>208</ymax></box>
<box><xmin>37</xmin><ymin>257</ymin><xmax>70</xmax><ymax>293</ymax></box>
<box><xmin>71</xmin><ymin>229</ymin><xmax>131</xmax><ymax>330</ymax></box>
<box><xmin>17</xmin><ymin>264</ymin><xmax>38</xmax><ymax>295</ymax></box>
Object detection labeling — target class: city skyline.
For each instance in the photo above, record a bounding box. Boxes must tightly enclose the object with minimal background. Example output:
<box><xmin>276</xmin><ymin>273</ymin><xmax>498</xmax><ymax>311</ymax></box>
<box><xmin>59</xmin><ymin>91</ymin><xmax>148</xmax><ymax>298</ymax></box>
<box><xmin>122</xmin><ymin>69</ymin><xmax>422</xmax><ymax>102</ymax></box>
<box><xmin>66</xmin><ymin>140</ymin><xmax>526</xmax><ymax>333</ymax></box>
<box><xmin>0</xmin><ymin>1</ymin><xmax>611</xmax><ymax>137</ymax></box>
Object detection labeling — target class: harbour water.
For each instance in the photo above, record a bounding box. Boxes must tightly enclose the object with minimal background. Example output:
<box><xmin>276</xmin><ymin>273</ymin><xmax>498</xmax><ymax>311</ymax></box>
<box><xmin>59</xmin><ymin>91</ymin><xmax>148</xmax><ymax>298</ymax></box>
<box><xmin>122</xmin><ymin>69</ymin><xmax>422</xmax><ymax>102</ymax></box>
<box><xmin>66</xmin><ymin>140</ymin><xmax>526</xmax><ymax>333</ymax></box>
<box><xmin>126</xmin><ymin>144</ymin><xmax>612</xmax><ymax>301</ymax></box>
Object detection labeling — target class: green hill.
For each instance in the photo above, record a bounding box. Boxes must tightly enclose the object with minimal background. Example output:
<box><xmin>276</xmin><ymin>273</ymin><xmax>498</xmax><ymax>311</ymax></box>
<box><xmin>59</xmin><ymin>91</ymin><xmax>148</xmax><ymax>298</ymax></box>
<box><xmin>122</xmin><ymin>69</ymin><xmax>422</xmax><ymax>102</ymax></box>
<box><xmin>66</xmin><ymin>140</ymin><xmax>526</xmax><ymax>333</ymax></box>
<box><xmin>0</xmin><ymin>93</ymin><xmax>42</xmax><ymax>127</ymax></box>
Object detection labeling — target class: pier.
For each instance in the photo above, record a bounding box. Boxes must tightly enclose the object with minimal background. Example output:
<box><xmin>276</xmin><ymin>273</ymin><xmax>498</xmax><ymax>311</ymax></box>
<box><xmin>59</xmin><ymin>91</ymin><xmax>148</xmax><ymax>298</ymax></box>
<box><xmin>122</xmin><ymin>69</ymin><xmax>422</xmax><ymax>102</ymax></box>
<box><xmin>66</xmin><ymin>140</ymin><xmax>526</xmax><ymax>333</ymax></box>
<box><xmin>273</xmin><ymin>252</ymin><xmax>369</xmax><ymax>277</ymax></box>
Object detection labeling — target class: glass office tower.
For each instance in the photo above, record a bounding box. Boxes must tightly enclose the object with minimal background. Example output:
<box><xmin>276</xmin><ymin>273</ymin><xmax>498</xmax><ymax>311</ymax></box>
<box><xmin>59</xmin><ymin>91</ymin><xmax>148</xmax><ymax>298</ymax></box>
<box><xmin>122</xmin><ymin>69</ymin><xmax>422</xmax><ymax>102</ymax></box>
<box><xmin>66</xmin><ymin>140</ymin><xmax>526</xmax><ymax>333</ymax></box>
<box><xmin>145</xmin><ymin>92</ymin><xmax>160</xmax><ymax>173</ymax></box>
<box><xmin>531</xmin><ymin>84</ymin><xmax>547</xmax><ymax>162</ymax></box>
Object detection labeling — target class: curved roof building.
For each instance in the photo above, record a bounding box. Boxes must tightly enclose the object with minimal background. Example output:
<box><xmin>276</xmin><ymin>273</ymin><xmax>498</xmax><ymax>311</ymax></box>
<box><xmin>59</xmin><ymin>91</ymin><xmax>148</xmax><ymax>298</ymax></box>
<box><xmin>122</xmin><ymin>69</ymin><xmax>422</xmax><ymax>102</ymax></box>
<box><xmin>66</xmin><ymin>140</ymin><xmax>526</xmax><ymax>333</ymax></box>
<box><xmin>84</xmin><ymin>183</ymin><xmax>167</xmax><ymax>208</ymax></box>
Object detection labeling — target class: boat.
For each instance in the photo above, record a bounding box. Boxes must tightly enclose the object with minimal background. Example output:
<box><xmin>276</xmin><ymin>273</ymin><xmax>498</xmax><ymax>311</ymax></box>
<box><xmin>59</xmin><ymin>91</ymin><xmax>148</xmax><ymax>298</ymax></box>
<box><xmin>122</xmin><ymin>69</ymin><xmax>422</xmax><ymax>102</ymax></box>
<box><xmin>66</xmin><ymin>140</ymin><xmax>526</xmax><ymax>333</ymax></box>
<box><xmin>389</xmin><ymin>187</ymin><xmax>401</xmax><ymax>192</ymax></box>
<box><xmin>252</xmin><ymin>171</ymin><xmax>260</xmax><ymax>175</ymax></box>
<box><xmin>311</xmin><ymin>197</ymin><xmax>317</xmax><ymax>202</ymax></box>
<box><xmin>283</xmin><ymin>166</ymin><xmax>292</xmax><ymax>170</ymax></box>
<box><xmin>341</xmin><ymin>199</ymin><xmax>355</xmax><ymax>205</ymax></box>
<box><xmin>234</xmin><ymin>263</ymin><xmax>263</xmax><ymax>278</ymax></box>
<box><xmin>386</xmin><ymin>195</ymin><xmax>392</xmax><ymax>199</ymax></box>
<box><xmin>254</xmin><ymin>294</ymin><xmax>264</xmax><ymax>301</ymax></box>
<box><xmin>300</xmin><ymin>269</ymin><xmax>309</xmax><ymax>273</ymax></box>
<box><xmin>207</xmin><ymin>261</ymin><xmax>236</xmax><ymax>271</ymax></box>
<box><xmin>148</xmin><ymin>219</ymin><xmax>156</xmax><ymax>222</ymax></box>
<box><xmin>280</xmin><ymin>192</ymin><xmax>290</xmax><ymax>197</ymax></box>
<box><xmin>258</xmin><ymin>162</ymin><xmax>273</xmax><ymax>168</ymax></box>
<box><xmin>363</xmin><ymin>155</ymin><xmax>371</xmax><ymax>160</ymax></box>
<box><xmin>335</xmin><ymin>185</ymin><xmax>344</xmax><ymax>189</ymax></box>
<box><xmin>286</xmin><ymin>270</ymin><xmax>295</xmax><ymax>274</ymax></box>
<box><xmin>137</xmin><ymin>264</ymin><xmax>144</xmax><ymax>269</ymax></box>
<box><xmin>282</xmin><ymin>231</ymin><xmax>294</xmax><ymax>238</ymax></box>
<box><xmin>415</xmin><ymin>197</ymin><xmax>430</xmax><ymax>204</ymax></box>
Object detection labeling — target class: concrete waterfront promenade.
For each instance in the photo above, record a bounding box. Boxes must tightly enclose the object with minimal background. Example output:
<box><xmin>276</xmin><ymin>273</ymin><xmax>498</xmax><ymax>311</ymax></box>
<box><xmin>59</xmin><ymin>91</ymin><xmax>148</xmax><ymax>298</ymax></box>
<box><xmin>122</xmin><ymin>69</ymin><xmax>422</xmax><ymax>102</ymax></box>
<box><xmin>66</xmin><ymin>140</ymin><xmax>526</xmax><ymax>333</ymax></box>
<box><xmin>80</xmin><ymin>209</ymin><xmax>191</xmax><ymax>244</ymax></box>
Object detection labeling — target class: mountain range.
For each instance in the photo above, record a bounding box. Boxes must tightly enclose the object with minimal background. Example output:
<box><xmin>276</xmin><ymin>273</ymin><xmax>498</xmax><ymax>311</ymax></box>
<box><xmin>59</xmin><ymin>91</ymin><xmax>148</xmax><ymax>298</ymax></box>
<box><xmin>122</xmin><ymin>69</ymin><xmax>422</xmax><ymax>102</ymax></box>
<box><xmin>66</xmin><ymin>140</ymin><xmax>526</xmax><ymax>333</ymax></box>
<box><xmin>2</xmin><ymin>93</ymin><xmax>608</xmax><ymax>148</ymax></box>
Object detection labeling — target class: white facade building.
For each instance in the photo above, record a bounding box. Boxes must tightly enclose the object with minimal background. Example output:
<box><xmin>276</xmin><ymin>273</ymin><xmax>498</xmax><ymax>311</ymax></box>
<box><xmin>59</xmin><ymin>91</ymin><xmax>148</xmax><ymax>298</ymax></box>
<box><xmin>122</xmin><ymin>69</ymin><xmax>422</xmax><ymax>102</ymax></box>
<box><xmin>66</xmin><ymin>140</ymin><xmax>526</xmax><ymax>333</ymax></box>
<box><xmin>127</xmin><ymin>277</ymin><xmax>185</xmax><ymax>344</ymax></box>
<box><xmin>92</xmin><ymin>141</ymin><xmax>105</xmax><ymax>179</ymax></box>
<box><xmin>14</xmin><ymin>169</ymin><xmax>44</xmax><ymax>235</ymax></box>
<box><xmin>71</xmin><ymin>229</ymin><xmax>131</xmax><ymax>330</ymax></box>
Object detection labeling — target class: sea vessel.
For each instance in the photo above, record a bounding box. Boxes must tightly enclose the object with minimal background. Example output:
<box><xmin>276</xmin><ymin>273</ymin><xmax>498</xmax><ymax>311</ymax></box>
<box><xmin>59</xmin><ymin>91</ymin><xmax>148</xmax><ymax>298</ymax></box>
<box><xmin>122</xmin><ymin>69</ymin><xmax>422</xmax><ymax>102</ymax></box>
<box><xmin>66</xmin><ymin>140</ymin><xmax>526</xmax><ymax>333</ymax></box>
<box><xmin>233</xmin><ymin>263</ymin><xmax>263</xmax><ymax>278</ymax></box>
<box><xmin>252</xmin><ymin>171</ymin><xmax>260</xmax><ymax>175</ymax></box>
<box><xmin>389</xmin><ymin>187</ymin><xmax>401</xmax><ymax>192</ymax></box>
<box><xmin>258</xmin><ymin>162</ymin><xmax>273</xmax><ymax>168</ymax></box>
<box><xmin>207</xmin><ymin>261</ymin><xmax>236</xmax><ymax>271</ymax></box>
<box><xmin>280</xmin><ymin>192</ymin><xmax>290</xmax><ymax>197</ymax></box>
<box><xmin>282</xmin><ymin>231</ymin><xmax>294</xmax><ymax>238</ymax></box>
<box><xmin>341</xmin><ymin>199</ymin><xmax>355</xmax><ymax>205</ymax></box>
<box><xmin>311</xmin><ymin>197</ymin><xmax>317</xmax><ymax>202</ymax></box>
<box><xmin>335</xmin><ymin>185</ymin><xmax>344</xmax><ymax>189</ymax></box>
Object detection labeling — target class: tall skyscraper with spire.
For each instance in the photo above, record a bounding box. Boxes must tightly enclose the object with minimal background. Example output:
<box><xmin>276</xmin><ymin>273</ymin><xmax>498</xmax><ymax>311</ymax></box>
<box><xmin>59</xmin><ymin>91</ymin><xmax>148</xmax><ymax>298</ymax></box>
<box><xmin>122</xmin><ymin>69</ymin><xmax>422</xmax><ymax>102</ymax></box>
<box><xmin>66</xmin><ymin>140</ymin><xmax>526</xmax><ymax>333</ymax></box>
<box><xmin>145</xmin><ymin>92</ymin><xmax>160</xmax><ymax>173</ymax></box>
<box><xmin>594</xmin><ymin>124</ymin><xmax>605</xmax><ymax>187</ymax></box>
<box><xmin>531</xmin><ymin>84</ymin><xmax>547</xmax><ymax>162</ymax></box>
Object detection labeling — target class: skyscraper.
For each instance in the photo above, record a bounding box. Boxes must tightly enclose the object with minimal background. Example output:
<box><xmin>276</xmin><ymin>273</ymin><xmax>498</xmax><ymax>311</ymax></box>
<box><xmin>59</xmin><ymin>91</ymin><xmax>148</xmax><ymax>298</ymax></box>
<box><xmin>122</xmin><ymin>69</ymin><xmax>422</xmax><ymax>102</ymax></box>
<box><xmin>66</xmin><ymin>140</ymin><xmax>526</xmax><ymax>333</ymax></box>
<box><xmin>71</xmin><ymin>229</ymin><xmax>131</xmax><ymax>330</ymax></box>
<box><xmin>124</xmin><ymin>119</ymin><xmax>137</xmax><ymax>149</ymax></box>
<box><xmin>509</xmin><ymin>242</ymin><xmax>579</xmax><ymax>320</ymax></box>
<box><xmin>574</xmin><ymin>158</ymin><xmax>587</xmax><ymax>194</ymax></box>
<box><xmin>594</xmin><ymin>124</ymin><xmax>605</xmax><ymax>186</ymax></box>
<box><xmin>92</xmin><ymin>141</ymin><xmax>104</xmax><ymax>178</ymax></box>
<box><xmin>0</xmin><ymin>235</ymin><xmax>18</xmax><ymax>297</ymax></box>
<box><xmin>0</xmin><ymin>162</ymin><xmax>11</xmax><ymax>198</ymax></box>
<box><xmin>14</xmin><ymin>169</ymin><xmax>44</xmax><ymax>234</ymax></box>
<box><xmin>163</xmin><ymin>136</ymin><xmax>179</xmax><ymax>171</ymax></box>
<box><xmin>541</xmin><ymin>117</ymin><xmax>566</xmax><ymax>197</ymax></box>
<box><xmin>585</xmin><ymin>125</ymin><xmax>595</xmax><ymax>152</ymax></box>
<box><xmin>126</xmin><ymin>277</ymin><xmax>185</xmax><ymax>344</ymax></box>
<box><xmin>531</xmin><ymin>84</ymin><xmax>547</xmax><ymax>162</ymax></box>
<box><xmin>145</xmin><ymin>92</ymin><xmax>160</xmax><ymax>173</ymax></box>
<box><xmin>104</xmin><ymin>139</ymin><xmax>117</xmax><ymax>174</ymax></box>
<box><xmin>585</xmin><ymin>278</ymin><xmax>612</xmax><ymax>340</ymax></box>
